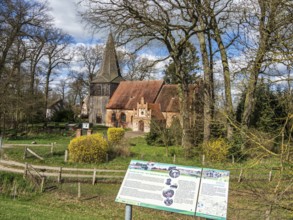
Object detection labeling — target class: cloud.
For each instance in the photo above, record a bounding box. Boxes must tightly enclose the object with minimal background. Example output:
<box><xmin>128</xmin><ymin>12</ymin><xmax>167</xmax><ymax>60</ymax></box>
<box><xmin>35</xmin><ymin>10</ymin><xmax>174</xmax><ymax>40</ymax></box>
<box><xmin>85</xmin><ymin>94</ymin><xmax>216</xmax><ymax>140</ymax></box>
<box><xmin>47</xmin><ymin>0</ymin><xmax>95</xmax><ymax>43</ymax></box>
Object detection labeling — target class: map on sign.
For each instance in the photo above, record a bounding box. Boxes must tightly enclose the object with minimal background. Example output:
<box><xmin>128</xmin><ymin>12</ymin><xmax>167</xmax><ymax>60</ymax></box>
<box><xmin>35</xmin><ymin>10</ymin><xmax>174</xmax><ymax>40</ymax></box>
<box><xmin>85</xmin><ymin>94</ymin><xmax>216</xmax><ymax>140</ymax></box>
<box><xmin>116</xmin><ymin>160</ymin><xmax>229</xmax><ymax>219</ymax></box>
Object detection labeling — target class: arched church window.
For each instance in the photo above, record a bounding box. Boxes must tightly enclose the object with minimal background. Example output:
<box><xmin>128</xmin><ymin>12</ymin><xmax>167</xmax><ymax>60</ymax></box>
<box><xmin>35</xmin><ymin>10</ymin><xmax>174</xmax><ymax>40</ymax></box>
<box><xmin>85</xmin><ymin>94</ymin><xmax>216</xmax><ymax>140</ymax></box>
<box><xmin>111</xmin><ymin>113</ymin><xmax>116</xmax><ymax>123</ymax></box>
<box><xmin>120</xmin><ymin>113</ymin><xmax>126</xmax><ymax>122</ymax></box>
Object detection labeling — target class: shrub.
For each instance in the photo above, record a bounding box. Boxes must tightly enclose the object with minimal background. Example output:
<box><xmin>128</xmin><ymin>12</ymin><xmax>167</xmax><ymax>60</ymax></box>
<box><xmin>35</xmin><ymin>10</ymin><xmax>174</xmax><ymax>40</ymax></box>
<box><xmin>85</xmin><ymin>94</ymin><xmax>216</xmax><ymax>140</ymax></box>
<box><xmin>68</xmin><ymin>133</ymin><xmax>108</xmax><ymax>163</ymax></box>
<box><xmin>228</xmin><ymin>131</ymin><xmax>247</xmax><ymax>161</ymax></box>
<box><xmin>51</xmin><ymin>109</ymin><xmax>75</xmax><ymax>122</ymax></box>
<box><xmin>202</xmin><ymin>138</ymin><xmax>230</xmax><ymax>162</ymax></box>
<box><xmin>107</xmin><ymin>139</ymin><xmax>131</xmax><ymax>159</ymax></box>
<box><xmin>107</xmin><ymin>127</ymin><xmax>125</xmax><ymax>145</ymax></box>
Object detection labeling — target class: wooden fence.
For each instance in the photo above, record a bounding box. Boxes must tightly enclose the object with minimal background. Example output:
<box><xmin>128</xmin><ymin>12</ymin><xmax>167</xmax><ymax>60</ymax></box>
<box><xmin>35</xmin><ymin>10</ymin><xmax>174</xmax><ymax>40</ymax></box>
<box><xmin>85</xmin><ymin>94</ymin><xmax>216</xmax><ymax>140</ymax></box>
<box><xmin>0</xmin><ymin>159</ymin><xmax>126</xmax><ymax>186</ymax></box>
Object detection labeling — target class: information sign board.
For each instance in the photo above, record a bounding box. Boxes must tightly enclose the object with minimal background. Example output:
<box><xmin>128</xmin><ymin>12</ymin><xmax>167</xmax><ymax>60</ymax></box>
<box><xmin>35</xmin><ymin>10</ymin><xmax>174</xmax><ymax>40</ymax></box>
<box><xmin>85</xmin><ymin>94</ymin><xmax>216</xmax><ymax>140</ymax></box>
<box><xmin>82</xmin><ymin>123</ymin><xmax>90</xmax><ymax>129</ymax></box>
<box><xmin>116</xmin><ymin>160</ymin><xmax>229</xmax><ymax>219</ymax></box>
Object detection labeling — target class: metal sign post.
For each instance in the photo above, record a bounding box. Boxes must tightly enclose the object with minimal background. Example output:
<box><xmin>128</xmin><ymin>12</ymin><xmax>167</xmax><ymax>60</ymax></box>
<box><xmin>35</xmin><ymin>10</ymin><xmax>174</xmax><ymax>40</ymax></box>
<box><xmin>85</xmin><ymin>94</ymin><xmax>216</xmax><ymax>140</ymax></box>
<box><xmin>125</xmin><ymin>204</ymin><xmax>132</xmax><ymax>220</ymax></box>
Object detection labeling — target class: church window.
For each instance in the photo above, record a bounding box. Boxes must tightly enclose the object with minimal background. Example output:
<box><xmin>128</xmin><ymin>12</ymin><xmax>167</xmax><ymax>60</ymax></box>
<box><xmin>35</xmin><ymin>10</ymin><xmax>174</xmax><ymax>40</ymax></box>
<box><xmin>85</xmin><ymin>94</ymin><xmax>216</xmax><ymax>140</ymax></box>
<box><xmin>111</xmin><ymin>113</ymin><xmax>116</xmax><ymax>123</ymax></box>
<box><xmin>120</xmin><ymin>113</ymin><xmax>126</xmax><ymax>122</ymax></box>
<box><xmin>139</xmin><ymin>109</ymin><xmax>145</xmax><ymax>117</ymax></box>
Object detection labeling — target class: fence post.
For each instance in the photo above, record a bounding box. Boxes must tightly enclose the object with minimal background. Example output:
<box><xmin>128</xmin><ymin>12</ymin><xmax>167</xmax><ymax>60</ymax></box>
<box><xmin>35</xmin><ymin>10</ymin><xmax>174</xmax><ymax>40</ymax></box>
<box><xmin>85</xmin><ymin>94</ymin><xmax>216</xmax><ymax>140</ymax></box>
<box><xmin>64</xmin><ymin>150</ymin><xmax>68</xmax><ymax>162</ymax></box>
<box><xmin>173</xmin><ymin>154</ymin><xmax>176</xmax><ymax>163</ymax></box>
<box><xmin>51</xmin><ymin>143</ymin><xmax>54</xmax><ymax>155</ymax></box>
<box><xmin>202</xmin><ymin>154</ymin><xmax>205</xmax><ymax>166</ymax></box>
<box><xmin>106</xmin><ymin>153</ymin><xmax>109</xmax><ymax>162</ymax></box>
<box><xmin>232</xmin><ymin>155</ymin><xmax>235</xmax><ymax>164</ymax></box>
<box><xmin>13</xmin><ymin>180</ymin><xmax>17</xmax><ymax>200</ymax></box>
<box><xmin>40</xmin><ymin>177</ymin><xmax>45</xmax><ymax>192</ymax></box>
<box><xmin>78</xmin><ymin>182</ymin><xmax>81</xmax><ymax>199</ymax></box>
<box><xmin>92</xmin><ymin>168</ymin><xmax>97</xmax><ymax>185</ymax></box>
<box><xmin>23</xmin><ymin>162</ymin><xmax>28</xmax><ymax>179</ymax></box>
<box><xmin>58</xmin><ymin>167</ymin><xmax>62</xmax><ymax>183</ymax></box>
<box><xmin>238</xmin><ymin>168</ymin><xmax>243</xmax><ymax>183</ymax></box>
<box><xmin>23</xmin><ymin>147</ymin><xmax>27</xmax><ymax>159</ymax></box>
<box><xmin>268</xmin><ymin>169</ymin><xmax>272</xmax><ymax>182</ymax></box>
<box><xmin>125</xmin><ymin>204</ymin><xmax>132</xmax><ymax>220</ymax></box>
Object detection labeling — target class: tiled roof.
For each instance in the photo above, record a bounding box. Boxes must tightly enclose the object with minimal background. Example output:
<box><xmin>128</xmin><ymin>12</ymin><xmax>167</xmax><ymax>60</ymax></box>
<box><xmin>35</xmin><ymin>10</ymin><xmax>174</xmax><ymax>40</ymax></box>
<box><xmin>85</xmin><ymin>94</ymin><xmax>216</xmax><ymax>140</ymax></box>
<box><xmin>148</xmin><ymin>103</ymin><xmax>165</xmax><ymax>120</ymax></box>
<box><xmin>106</xmin><ymin>80</ymin><xmax>164</xmax><ymax>109</ymax></box>
<box><xmin>155</xmin><ymin>84</ymin><xmax>180</xmax><ymax>112</ymax></box>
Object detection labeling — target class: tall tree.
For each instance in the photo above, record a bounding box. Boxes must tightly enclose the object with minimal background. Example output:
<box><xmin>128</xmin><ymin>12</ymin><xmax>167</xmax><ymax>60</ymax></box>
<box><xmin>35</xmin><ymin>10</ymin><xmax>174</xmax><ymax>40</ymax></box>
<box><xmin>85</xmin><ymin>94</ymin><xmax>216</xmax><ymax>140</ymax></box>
<box><xmin>0</xmin><ymin>0</ymin><xmax>50</xmax><ymax>78</ymax></box>
<box><xmin>42</xmin><ymin>28</ymin><xmax>73</xmax><ymax>118</ymax></box>
<box><xmin>76</xmin><ymin>44</ymin><xmax>103</xmax><ymax>92</ymax></box>
<box><xmin>240</xmin><ymin>0</ymin><xmax>293</xmax><ymax>127</ymax></box>
<box><xmin>122</xmin><ymin>53</ymin><xmax>156</xmax><ymax>81</ymax></box>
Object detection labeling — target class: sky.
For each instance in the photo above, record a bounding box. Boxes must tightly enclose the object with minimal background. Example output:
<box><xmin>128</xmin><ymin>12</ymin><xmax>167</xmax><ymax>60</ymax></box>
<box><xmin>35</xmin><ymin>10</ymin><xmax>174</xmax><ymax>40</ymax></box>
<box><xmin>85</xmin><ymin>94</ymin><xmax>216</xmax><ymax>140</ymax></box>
<box><xmin>48</xmin><ymin>0</ymin><xmax>96</xmax><ymax>43</ymax></box>
<box><xmin>46</xmin><ymin>0</ymin><xmax>292</xmax><ymax>93</ymax></box>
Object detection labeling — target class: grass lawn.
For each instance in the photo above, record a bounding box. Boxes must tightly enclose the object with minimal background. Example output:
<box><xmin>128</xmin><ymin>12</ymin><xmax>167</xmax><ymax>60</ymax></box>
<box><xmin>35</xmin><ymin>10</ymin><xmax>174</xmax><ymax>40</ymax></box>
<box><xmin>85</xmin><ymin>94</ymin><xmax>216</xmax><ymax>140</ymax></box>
<box><xmin>1</xmin><ymin>131</ymin><xmax>293</xmax><ymax>219</ymax></box>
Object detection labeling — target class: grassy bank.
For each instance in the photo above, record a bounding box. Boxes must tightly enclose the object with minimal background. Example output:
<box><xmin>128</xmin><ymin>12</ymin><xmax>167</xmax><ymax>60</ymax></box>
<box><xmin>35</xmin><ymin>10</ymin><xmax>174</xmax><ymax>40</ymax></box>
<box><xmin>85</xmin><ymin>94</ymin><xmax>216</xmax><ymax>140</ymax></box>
<box><xmin>1</xmin><ymin>132</ymin><xmax>293</xmax><ymax>219</ymax></box>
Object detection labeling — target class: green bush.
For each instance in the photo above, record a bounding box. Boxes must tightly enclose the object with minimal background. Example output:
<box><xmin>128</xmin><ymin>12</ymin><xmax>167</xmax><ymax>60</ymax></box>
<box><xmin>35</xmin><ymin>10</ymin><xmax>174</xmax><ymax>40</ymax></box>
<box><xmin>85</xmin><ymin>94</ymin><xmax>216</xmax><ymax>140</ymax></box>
<box><xmin>202</xmin><ymin>138</ymin><xmax>230</xmax><ymax>162</ymax></box>
<box><xmin>107</xmin><ymin>128</ymin><xmax>125</xmax><ymax>145</ymax></box>
<box><xmin>68</xmin><ymin>133</ymin><xmax>108</xmax><ymax>163</ymax></box>
<box><xmin>228</xmin><ymin>132</ymin><xmax>247</xmax><ymax>161</ymax></box>
<box><xmin>107</xmin><ymin>139</ymin><xmax>131</xmax><ymax>159</ymax></box>
<box><xmin>51</xmin><ymin>109</ymin><xmax>75</xmax><ymax>122</ymax></box>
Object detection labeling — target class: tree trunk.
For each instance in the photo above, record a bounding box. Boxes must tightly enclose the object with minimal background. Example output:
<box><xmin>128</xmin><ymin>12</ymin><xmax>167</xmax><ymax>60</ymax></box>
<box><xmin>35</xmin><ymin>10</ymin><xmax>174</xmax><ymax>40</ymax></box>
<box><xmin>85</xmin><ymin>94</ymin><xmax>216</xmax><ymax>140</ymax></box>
<box><xmin>211</xmin><ymin>17</ymin><xmax>234</xmax><ymax>139</ymax></box>
<box><xmin>176</xmin><ymin>62</ymin><xmax>193</xmax><ymax>155</ymax></box>
<box><xmin>197</xmin><ymin>31</ymin><xmax>212</xmax><ymax>143</ymax></box>
<box><xmin>242</xmin><ymin>0</ymin><xmax>276</xmax><ymax>127</ymax></box>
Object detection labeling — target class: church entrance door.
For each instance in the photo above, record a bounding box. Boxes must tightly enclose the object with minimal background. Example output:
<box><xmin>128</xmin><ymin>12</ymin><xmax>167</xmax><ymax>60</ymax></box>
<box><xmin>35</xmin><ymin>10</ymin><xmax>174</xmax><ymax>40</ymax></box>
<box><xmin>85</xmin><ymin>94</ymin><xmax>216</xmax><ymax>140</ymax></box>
<box><xmin>139</xmin><ymin>120</ymin><xmax>144</xmax><ymax>132</ymax></box>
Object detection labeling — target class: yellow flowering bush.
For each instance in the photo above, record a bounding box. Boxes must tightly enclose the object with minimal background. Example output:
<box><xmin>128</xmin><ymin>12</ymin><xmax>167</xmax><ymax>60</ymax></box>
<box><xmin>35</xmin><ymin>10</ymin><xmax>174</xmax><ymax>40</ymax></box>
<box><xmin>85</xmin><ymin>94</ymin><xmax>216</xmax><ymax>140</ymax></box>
<box><xmin>107</xmin><ymin>127</ymin><xmax>125</xmax><ymax>145</ymax></box>
<box><xmin>68</xmin><ymin>133</ymin><xmax>108</xmax><ymax>163</ymax></box>
<box><xmin>202</xmin><ymin>138</ymin><xmax>230</xmax><ymax>162</ymax></box>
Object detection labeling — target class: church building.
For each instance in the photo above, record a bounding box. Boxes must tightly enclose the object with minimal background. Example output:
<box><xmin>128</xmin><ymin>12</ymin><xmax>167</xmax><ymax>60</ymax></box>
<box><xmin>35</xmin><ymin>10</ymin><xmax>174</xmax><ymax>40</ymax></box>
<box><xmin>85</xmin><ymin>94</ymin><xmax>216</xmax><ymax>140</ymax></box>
<box><xmin>85</xmin><ymin>33</ymin><xmax>199</xmax><ymax>132</ymax></box>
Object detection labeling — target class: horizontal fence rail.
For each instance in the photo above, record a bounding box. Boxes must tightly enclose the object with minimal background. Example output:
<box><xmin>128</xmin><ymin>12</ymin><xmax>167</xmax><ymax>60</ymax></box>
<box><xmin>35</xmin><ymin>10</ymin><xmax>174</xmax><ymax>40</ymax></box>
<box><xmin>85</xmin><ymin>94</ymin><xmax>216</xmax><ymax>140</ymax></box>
<box><xmin>0</xmin><ymin>159</ymin><xmax>126</xmax><ymax>184</ymax></box>
<box><xmin>1</xmin><ymin>159</ymin><xmax>291</xmax><ymax>183</ymax></box>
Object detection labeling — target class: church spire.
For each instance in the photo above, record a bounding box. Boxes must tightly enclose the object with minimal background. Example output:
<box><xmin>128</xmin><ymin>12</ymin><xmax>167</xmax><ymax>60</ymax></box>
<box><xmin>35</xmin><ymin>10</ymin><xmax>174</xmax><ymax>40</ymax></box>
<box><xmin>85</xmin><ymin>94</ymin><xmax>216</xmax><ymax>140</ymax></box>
<box><xmin>93</xmin><ymin>33</ymin><xmax>122</xmax><ymax>83</ymax></box>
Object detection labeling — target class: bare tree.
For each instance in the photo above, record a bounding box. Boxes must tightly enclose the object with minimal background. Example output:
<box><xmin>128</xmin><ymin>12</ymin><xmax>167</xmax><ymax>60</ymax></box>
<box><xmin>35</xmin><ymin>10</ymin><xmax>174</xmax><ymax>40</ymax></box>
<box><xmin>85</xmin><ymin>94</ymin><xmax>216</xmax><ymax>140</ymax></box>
<box><xmin>0</xmin><ymin>0</ymin><xmax>51</xmax><ymax>78</ymax></box>
<box><xmin>0</xmin><ymin>0</ymin><xmax>52</xmax><ymax>132</ymax></box>
<box><xmin>121</xmin><ymin>52</ymin><xmax>156</xmax><ymax>81</ymax></box>
<box><xmin>76</xmin><ymin>44</ymin><xmax>103</xmax><ymax>91</ymax></box>
<box><xmin>41</xmin><ymin>28</ymin><xmax>73</xmax><ymax>117</ymax></box>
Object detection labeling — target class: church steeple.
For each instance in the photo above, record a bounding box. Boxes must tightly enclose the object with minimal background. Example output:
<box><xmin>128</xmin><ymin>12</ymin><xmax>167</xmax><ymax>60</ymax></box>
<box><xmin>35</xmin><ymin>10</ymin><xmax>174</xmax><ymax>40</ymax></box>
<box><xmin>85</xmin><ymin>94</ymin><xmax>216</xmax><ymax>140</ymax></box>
<box><xmin>92</xmin><ymin>33</ymin><xmax>122</xmax><ymax>83</ymax></box>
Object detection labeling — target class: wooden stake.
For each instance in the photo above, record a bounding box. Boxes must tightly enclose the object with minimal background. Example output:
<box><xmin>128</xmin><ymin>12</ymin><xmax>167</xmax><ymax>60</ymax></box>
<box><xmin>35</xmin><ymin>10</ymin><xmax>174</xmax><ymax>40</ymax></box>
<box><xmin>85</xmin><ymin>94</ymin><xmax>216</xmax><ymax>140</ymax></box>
<box><xmin>173</xmin><ymin>154</ymin><xmax>176</xmax><ymax>163</ymax></box>
<box><xmin>23</xmin><ymin>147</ymin><xmax>27</xmax><ymax>159</ymax></box>
<box><xmin>23</xmin><ymin>162</ymin><xmax>28</xmax><ymax>179</ymax></box>
<box><xmin>40</xmin><ymin>177</ymin><xmax>45</xmax><ymax>192</ymax></box>
<box><xmin>232</xmin><ymin>155</ymin><xmax>235</xmax><ymax>164</ymax></box>
<box><xmin>106</xmin><ymin>153</ymin><xmax>109</xmax><ymax>162</ymax></box>
<box><xmin>202</xmin><ymin>154</ymin><xmax>205</xmax><ymax>166</ymax></box>
<box><xmin>51</xmin><ymin>143</ymin><xmax>54</xmax><ymax>155</ymax></box>
<box><xmin>92</xmin><ymin>168</ymin><xmax>96</xmax><ymax>185</ymax></box>
<box><xmin>78</xmin><ymin>182</ymin><xmax>81</xmax><ymax>199</ymax></box>
<box><xmin>58</xmin><ymin>167</ymin><xmax>62</xmax><ymax>183</ymax></box>
<box><xmin>238</xmin><ymin>169</ymin><xmax>243</xmax><ymax>183</ymax></box>
<box><xmin>268</xmin><ymin>170</ymin><xmax>272</xmax><ymax>182</ymax></box>
<box><xmin>64</xmin><ymin>150</ymin><xmax>68</xmax><ymax>162</ymax></box>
